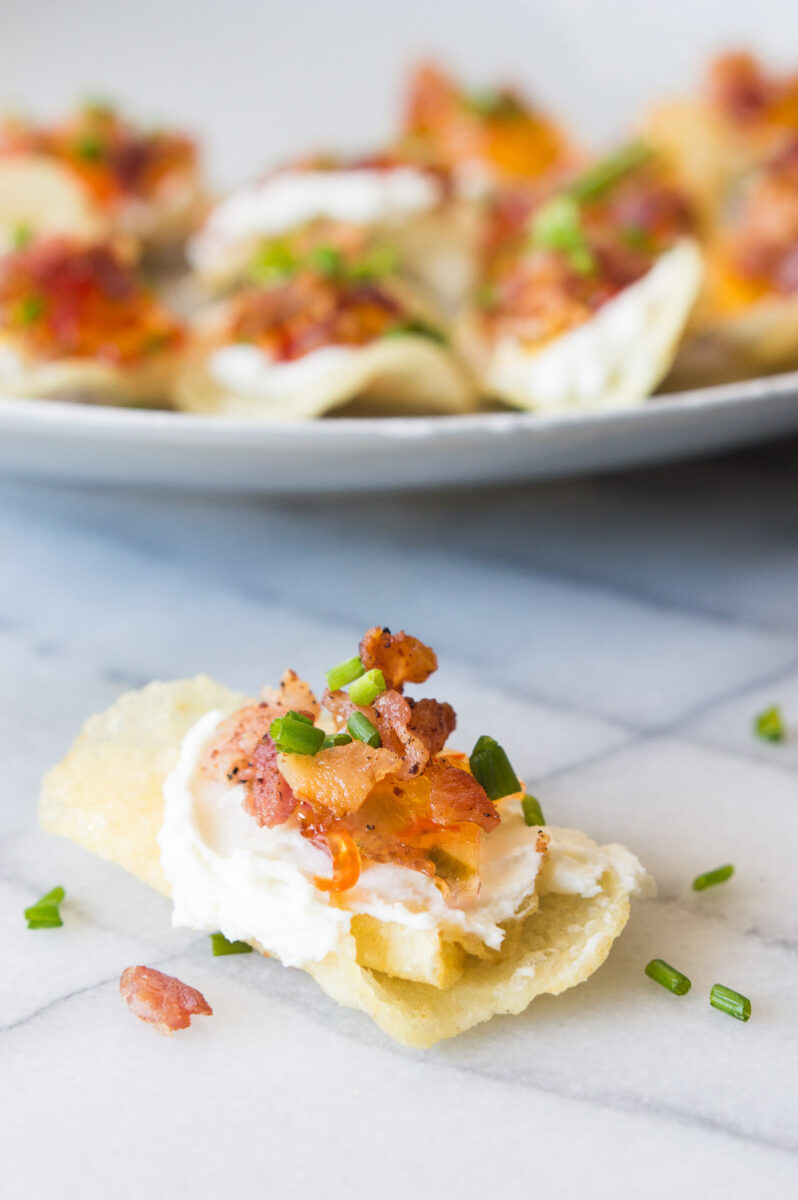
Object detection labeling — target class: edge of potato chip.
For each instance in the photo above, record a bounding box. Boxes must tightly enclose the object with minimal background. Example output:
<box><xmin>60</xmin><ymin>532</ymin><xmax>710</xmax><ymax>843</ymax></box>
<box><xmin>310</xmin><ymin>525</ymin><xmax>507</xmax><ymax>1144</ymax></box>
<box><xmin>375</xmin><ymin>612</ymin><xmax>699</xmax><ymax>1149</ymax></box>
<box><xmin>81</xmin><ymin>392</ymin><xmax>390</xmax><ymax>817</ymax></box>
<box><xmin>39</xmin><ymin>675</ymin><xmax>248</xmax><ymax>894</ymax></box>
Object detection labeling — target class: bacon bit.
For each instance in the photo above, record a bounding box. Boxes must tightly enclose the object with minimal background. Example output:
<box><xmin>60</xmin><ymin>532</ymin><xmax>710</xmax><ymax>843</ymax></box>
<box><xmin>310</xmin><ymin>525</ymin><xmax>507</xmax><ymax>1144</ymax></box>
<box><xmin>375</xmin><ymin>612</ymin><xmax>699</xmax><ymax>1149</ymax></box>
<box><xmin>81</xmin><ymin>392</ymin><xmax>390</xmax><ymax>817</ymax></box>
<box><xmin>312</xmin><ymin>828</ymin><xmax>362</xmax><ymax>893</ymax></box>
<box><xmin>425</xmin><ymin>760</ymin><xmax>500</xmax><ymax>832</ymax></box>
<box><xmin>200</xmin><ymin>701</ymin><xmax>280</xmax><ymax>784</ymax></box>
<box><xmin>359</xmin><ymin>626</ymin><xmax>438</xmax><ymax>692</ymax></box>
<box><xmin>372</xmin><ymin>689</ymin><xmax>430</xmax><ymax>780</ymax></box>
<box><xmin>708</xmin><ymin>53</ymin><xmax>773</xmax><ymax>124</ymax></box>
<box><xmin>407</xmin><ymin>697</ymin><xmax>456</xmax><ymax>755</ymax></box>
<box><xmin>260</xmin><ymin>669</ymin><xmax>320</xmax><ymax>721</ymax></box>
<box><xmin>119</xmin><ymin>966</ymin><xmax>212</xmax><ymax>1036</ymax></box>
<box><xmin>227</xmin><ymin>273</ymin><xmax>402</xmax><ymax>363</ymax></box>
<box><xmin>246</xmin><ymin>736</ymin><xmax>298</xmax><ymax>827</ymax></box>
<box><xmin>278</xmin><ymin>740</ymin><xmax>400</xmax><ymax>819</ymax></box>
<box><xmin>0</xmin><ymin>238</ymin><xmax>182</xmax><ymax>366</ymax></box>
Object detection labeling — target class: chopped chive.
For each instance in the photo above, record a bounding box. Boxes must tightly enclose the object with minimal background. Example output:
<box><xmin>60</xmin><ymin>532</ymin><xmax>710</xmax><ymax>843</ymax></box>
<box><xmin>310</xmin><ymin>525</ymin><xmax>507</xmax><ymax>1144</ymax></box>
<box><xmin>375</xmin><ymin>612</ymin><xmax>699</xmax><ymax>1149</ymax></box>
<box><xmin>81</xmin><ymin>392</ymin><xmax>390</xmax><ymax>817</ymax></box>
<box><xmin>249</xmin><ymin>239</ymin><xmax>298</xmax><ymax>285</ymax></box>
<box><xmin>754</xmin><ymin>705</ymin><xmax>785</xmax><ymax>743</ymax></box>
<box><xmin>347</xmin><ymin>711</ymin><xmax>381</xmax><ymax>748</ymax></box>
<box><xmin>11</xmin><ymin>221</ymin><xmax>33</xmax><ymax>250</ymax></box>
<box><xmin>309</xmin><ymin>244</ymin><xmax>344</xmax><ymax>277</ymax></box>
<box><xmin>568</xmin><ymin>141</ymin><xmax>652</xmax><ymax>202</ymax></box>
<box><xmin>348</xmin><ymin>668</ymin><xmax>386</xmax><ymax>706</ymax></box>
<box><xmin>530</xmin><ymin>194</ymin><xmax>596</xmax><ymax>274</ymax></box>
<box><xmin>24</xmin><ymin>886</ymin><xmax>65</xmax><ymax>930</ymax></box>
<box><xmin>644</xmin><ymin>958</ymin><xmax>691</xmax><ymax>996</ymax></box>
<box><xmin>382</xmin><ymin>318</ymin><xmax>448</xmax><ymax>344</ymax></box>
<box><xmin>210</xmin><ymin>932</ymin><xmax>253</xmax><ymax>956</ymax></box>
<box><xmin>15</xmin><ymin>294</ymin><xmax>44</xmax><ymax>325</ymax></box>
<box><xmin>325</xmin><ymin>655</ymin><xmax>365</xmax><ymax>692</ymax></box>
<box><xmin>693</xmin><ymin>864</ymin><xmax>734</xmax><ymax>891</ymax></box>
<box><xmin>521</xmin><ymin>794</ymin><xmax>545</xmax><ymax>826</ymax></box>
<box><xmin>348</xmin><ymin>244</ymin><xmax>399</xmax><ymax>280</ymax></box>
<box><xmin>286</xmin><ymin>710</ymin><xmax>313</xmax><ymax>725</ymax></box>
<box><xmin>469</xmin><ymin>735</ymin><xmax>521</xmax><ymax>802</ymax></box>
<box><xmin>269</xmin><ymin>712</ymin><xmax>325</xmax><ymax>755</ymax></box>
<box><xmin>462</xmin><ymin>89</ymin><xmax>523</xmax><ymax>119</ymax></box>
<box><xmin>75</xmin><ymin>133</ymin><xmax>104</xmax><ymax>161</ymax></box>
<box><xmin>710</xmin><ymin>983</ymin><xmax>751</xmax><ymax>1022</ymax></box>
<box><xmin>321</xmin><ymin>732</ymin><xmax>353</xmax><ymax>750</ymax></box>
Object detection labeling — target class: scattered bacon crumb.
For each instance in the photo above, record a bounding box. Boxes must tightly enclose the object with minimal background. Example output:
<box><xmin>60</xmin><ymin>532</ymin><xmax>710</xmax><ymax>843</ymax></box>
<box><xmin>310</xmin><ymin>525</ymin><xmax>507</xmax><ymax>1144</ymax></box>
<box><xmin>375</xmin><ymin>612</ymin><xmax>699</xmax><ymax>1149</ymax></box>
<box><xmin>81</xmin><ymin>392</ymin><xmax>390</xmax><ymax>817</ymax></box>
<box><xmin>360</xmin><ymin>626</ymin><xmax>438</xmax><ymax>692</ymax></box>
<box><xmin>119</xmin><ymin>966</ymin><xmax>212</xmax><ymax>1035</ymax></box>
<box><xmin>407</xmin><ymin>697</ymin><xmax>456</xmax><ymax>755</ymax></box>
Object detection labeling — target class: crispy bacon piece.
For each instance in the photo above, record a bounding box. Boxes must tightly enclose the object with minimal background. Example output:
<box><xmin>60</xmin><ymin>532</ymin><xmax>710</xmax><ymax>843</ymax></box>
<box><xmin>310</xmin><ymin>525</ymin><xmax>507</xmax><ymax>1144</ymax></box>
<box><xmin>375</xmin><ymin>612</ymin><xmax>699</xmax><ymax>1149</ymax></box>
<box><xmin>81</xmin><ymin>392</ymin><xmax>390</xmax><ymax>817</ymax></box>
<box><xmin>227</xmin><ymin>273</ymin><xmax>403</xmax><ymax>363</ymax></box>
<box><xmin>0</xmin><ymin>238</ymin><xmax>183</xmax><ymax>366</ymax></box>
<box><xmin>372</xmin><ymin>689</ymin><xmax>429</xmax><ymax>779</ymax></box>
<box><xmin>359</xmin><ymin>626</ymin><xmax>438</xmax><ymax>692</ymax></box>
<box><xmin>278</xmin><ymin>740</ymin><xmax>399</xmax><ymax>818</ymax></box>
<box><xmin>119</xmin><ymin>966</ymin><xmax>212</xmax><ymax>1035</ymax></box>
<box><xmin>247</xmin><ymin>736</ymin><xmax>298</xmax><ymax>827</ymax></box>
<box><xmin>425</xmin><ymin>759</ymin><xmax>499</xmax><ymax>832</ymax></box>
<box><xmin>407</xmin><ymin>697</ymin><xmax>456</xmax><ymax>755</ymax></box>
<box><xmin>259</xmin><ymin>669</ymin><xmax>320</xmax><ymax>721</ymax></box>
<box><xmin>200</xmin><ymin>701</ymin><xmax>278</xmax><ymax>784</ymax></box>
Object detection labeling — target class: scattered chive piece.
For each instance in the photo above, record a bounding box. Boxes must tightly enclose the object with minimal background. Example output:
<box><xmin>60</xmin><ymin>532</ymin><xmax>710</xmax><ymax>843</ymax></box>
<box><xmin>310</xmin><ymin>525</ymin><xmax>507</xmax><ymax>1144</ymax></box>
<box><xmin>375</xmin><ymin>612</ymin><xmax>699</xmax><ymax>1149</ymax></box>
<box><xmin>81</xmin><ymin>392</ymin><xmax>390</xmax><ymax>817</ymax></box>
<box><xmin>469</xmin><ymin>735</ymin><xmax>522</xmax><ymax>802</ymax></box>
<box><xmin>521</xmin><ymin>794</ymin><xmax>545</xmax><ymax>826</ymax></box>
<box><xmin>644</xmin><ymin>958</ymin><xmax>691</xmax><ymax>996</ymax></box>
<box><xmin>530</xmin><ymin>194</ymin><xmax>596</xmax><ymax>274</ymax></box>
<box><xmin>348</xmin><ymin>244</ymin><xmax>398</xmax><ymax>280</ymax></box>
<box><xmin>382</xmin><ymin>318</ymin><xmax>448</xmax><ymax>344</ymax></box>
<box><xmin>269</xmin><ymin>712</ymin><xmax>325</xmax><ymax>755</ymax></box>
<box><xmin>754</xmin><ymin>705</ymin><xmax>785</xmax><ymax>743</ymax></box>
<box><xmin>347</xmin><ymin>711</ymin><xmax>381</xmax><ymax>748</ymax></box>
<box><xmin>24</xmin><ymin>886</ymin><xmax>65</xmax><ymax>930</ymax></box>
<box><xmin>309</xmin><ymin>244</ymin><xmax>344</xmax><ymax>277</ymax></box>
<box><xmin>693</xmin><ymin>863</ymin><xmax>734</xmax><ymax>891</ymax></box>
<box><xmin>568</xmin><ymin>141</ymin><xmax>652</xmax><ymax>202</ymax></box>
<box><xmin>286</xmin><ymin>710</ymin><xmax>313</xmax><ymax>725</ymax></box>
<box><xmin>710</xmin><ymin>983</ymin><xmax>751</xmax><ymax>1022</ymax></box>
<box><xmin>210</xmin><ymin>932</ymin><xmax>253</xmax><ymax>956</ymax></box>
<box><xmin>348</xmin><ymin>668</ymin><xmax>387</xmax><ymax>706</ymax></box>
<box><xmin>463</xmin><ymin>89</ymin><xmax>523</xmax><ymax>119</ymax></box>
<box><xmin>326</xmin><ymin>655</ymin><xmax>365</xmax><ymax>692</ymax></box>
<box><xmin>321</xmin><ymin>732</ymin><xmax>353</xmax><ymax>750</ymax></box>
<box><xmin>11</xmin><ymin>221</ymin><xmax>33</xmax><ymax>249</ymax></box>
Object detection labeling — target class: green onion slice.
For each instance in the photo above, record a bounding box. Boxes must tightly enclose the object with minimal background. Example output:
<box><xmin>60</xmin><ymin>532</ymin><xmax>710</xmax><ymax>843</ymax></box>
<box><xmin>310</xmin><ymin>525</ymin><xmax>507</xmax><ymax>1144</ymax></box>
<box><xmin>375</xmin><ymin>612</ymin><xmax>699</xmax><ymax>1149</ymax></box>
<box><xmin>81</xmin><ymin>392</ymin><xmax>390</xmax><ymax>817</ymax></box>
<box><xmin>326</xmin><ymin>655</ymin><xmax>365</xmax><ymax>692</ymax></box>
<box><xmin>348</xmin><ymin>668</ymin><xmax>386</xmax><ymax>706</ymax></box>
<box><xmin>469</xmin><ymin>735</ymin><xmax>522</xmax><ymax>802</ymax></box>
<box><xmin>321</xmin><ymin>732</ymin><xmax>353</xmax><ymax>750</ymax></box>
<box><xmin>529</xmin><ymin>194</ymin><xmax>596</xmax><ymax>274</ymax></box>
<box><xmin>75</xmin><ymin>133</ymin><xmax>104</xmax><ymax>161</ymax></box>
<box><xmin>11</xmin><ymin>222</ymin><xmax>33</xmax><ymax>250</ymax></box>
<box><xmin>754</xmin><ymin>705</ymin><xmax>785</xmax><ymax>743</ymax></box>
<box><xmin>693</xmin><ymin>864</ymin><xmax>734</xmax><ymax>891</ymax></box>
<box><xmin>347</xmin><ymin>711</ymin><xmax>381</xmax><ymax>748</ymax></box>
<box><xmin>250</xmin><ymin>239</ymin><xmax>298</xmax><ymax>285</ymax></box>
<box><xmin>210</xmin><ymin>932</ymin><xmax>253</xmax><ymax>956</ymax></box>
<box><xmin>710</xmin><ymin>983</ymin><xmax>751</xmax><ymax>1022</ymax></box>
<box><xmin>568</xmin><ymin>141</ymin><xmax>653</xmax><ymax>202</ymax></box>
<box><xmin>269</xmin><ymin>712</ymin><xmax>325</xmax><ymax>755</ymax></box>
<box><xmin>644</xmin><ymin>958</ymin><xmax>691</xmax><ymax>996</ymax></box>
<box><xmin>521</xmin><ymin>794</ymin><xmax>545</xmax><ymax>826</ymax></box>
<box><xmin>382</xmin><ymin>318</ymin><xmax>448</xmax><ymax>344</ymax></box>
<box><xmin>309</xmin><ymin>244</ymin><xmax>344</xmax><ymax>277</ymax></box>
<box><xmin>25</xmin><ymin>886</ymin><xmax>65</xmax><ymax>929</ymax></box>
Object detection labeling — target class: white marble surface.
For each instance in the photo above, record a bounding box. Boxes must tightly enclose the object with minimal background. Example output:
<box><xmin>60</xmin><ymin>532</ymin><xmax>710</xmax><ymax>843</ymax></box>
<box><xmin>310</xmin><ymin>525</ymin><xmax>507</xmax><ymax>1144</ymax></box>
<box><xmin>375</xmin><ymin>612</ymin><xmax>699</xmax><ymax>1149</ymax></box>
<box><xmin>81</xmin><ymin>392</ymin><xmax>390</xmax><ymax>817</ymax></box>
<box><xmin>2</xmin><ymin>443</ymin><xmax>798</xmax><ymax>1199</ymax></box>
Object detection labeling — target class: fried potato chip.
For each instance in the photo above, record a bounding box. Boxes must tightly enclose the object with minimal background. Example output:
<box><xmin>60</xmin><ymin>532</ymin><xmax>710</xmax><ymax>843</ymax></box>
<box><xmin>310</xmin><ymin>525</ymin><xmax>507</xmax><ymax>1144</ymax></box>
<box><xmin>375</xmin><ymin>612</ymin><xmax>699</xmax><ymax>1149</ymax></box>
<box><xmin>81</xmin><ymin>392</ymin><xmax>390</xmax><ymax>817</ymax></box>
<box><xmin>40</xmin><ymin>677</ymin><xmax>642</xmax><ymax>1046</ymax></box>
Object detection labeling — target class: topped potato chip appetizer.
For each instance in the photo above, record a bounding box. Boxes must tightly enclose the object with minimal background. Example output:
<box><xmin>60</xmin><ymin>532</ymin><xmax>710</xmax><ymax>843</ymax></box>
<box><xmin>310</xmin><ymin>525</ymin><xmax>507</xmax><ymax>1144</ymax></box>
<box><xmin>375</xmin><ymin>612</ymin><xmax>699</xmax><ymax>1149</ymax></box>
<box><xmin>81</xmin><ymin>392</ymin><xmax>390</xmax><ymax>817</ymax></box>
<box><xmin>40</xmin><ymin>627</ymin><xmax>652</xmax><ymax>1046</ymax></box>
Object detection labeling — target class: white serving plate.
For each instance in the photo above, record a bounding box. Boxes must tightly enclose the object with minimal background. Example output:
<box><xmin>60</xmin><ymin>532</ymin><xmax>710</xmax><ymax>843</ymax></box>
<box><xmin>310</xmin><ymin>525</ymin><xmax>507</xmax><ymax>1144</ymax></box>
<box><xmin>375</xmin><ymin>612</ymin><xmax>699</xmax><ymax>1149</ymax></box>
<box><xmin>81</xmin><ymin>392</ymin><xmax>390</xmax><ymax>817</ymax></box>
<box><xmin>1</xmin><ymin>372</ymin><xmax>797</xmax><ymax>493</ymax></box>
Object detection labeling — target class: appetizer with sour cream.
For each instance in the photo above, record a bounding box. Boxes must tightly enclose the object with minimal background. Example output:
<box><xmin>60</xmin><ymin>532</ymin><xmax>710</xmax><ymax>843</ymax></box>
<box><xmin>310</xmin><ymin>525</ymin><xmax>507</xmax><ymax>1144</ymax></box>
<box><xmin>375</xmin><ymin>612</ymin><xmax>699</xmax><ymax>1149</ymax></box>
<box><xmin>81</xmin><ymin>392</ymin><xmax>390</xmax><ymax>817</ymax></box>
<box><xmin>0</xmin><ymin>235</ymin><xmax>183</xmax><ymax>404</ymax></box>
<box><xmin>0</xmin><ymin>101</ymin><xmax>204</xmax><ymax>255</ymax></box>
<box><xmin>40</xmin><ymin>628</ymin><xmax>652</xmax><ymax>1047</ymax></box>
<box><xmin>175</xmin><ymin>238</ymin><xmax>475</xmax><ymax>418</ymax></box>
<box><xmin>458</xmin><ymin>143</ymin><xmax>704</xmax><ymax>410</ymax></box>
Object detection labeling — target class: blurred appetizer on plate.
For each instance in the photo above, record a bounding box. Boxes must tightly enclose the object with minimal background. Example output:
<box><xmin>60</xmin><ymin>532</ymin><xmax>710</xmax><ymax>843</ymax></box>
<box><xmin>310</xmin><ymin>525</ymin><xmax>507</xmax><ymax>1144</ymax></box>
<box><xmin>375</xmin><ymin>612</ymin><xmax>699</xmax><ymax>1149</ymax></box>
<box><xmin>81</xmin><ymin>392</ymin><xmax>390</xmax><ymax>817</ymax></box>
<box><xmin>400</xmin><ymin>61</ymin><xmax>576</xmax><ymax>195</ymax></box>
<box><xmin>457</xmin><ymin>142</ymin><xmax>703</xmax><ymax>411</ymax></box>
<box><xmin>0</xmin><ymin>101</ymin><xmax>204</xmax><ymax>256</ymax></box>
<box><xmin>40</xmin><ymin>627</ymin><xmax>652</xmax><ymax>1047</ymax></box>
<box><xmin>0</xmin><ymin>235</ymin><xmax>183</xmax><ymax>404</ymax></box>
<box><xmin>188</xmin><ymin>154</ymin><xmax>472</xmax><ymax>307</ymax></box>
<box><xmin>646</xmin><ymin>52</ymin><xmax>798</xmax><ymax>229</ymax></box>
<box><xmin>176</xmin><ymin>238</ymin><xmax>476</xmax><ymax>419</ymax></box>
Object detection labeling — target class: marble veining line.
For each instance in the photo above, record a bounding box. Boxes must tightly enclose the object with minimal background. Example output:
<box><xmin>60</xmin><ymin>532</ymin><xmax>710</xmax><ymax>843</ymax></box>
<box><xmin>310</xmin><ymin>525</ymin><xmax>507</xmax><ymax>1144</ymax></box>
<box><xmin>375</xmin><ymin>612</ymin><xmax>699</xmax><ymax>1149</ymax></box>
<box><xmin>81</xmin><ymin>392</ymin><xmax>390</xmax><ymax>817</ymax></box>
<box><xmin>657</xmin><ymin>651</ymin><xmax>798</xmax><ymax>738</ymax></box>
